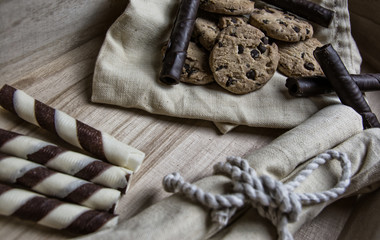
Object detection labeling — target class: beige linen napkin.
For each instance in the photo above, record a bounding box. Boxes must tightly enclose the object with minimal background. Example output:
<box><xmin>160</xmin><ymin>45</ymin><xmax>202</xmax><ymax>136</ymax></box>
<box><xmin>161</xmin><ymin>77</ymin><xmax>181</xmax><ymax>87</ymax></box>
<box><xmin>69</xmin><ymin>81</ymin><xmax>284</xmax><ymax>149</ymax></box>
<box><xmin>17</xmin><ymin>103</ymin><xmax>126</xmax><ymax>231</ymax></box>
<box><xmin>91</xmin><ymin>0</ymin><xmax>362</xmax><ymax>133</ymax></box>
<box><xmin>78</xmin><ymin>104</ymin><xmax>380</xmax><ymax>240</ymax></box>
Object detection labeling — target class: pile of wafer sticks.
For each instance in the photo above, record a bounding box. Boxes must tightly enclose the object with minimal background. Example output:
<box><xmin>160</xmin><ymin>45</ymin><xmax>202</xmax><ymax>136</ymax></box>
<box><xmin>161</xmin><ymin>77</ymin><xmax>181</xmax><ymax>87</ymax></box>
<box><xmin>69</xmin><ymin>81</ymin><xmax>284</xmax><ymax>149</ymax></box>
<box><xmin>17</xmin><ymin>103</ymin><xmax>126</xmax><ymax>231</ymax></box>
<box><xmin>0</xmin><ymin>85</ymin><xmax>145</xmax><ymax>235</ymax></box>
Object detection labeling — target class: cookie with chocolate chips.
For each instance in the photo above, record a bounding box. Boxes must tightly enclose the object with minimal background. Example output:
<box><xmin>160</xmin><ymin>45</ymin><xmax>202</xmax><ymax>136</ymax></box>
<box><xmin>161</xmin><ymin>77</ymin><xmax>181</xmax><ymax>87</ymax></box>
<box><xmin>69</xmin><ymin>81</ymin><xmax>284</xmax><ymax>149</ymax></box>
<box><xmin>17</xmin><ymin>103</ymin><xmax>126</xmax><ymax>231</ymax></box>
<box><xmin>248</xmin><ymin>7</ymin><xmax>313</xmax><ymax>42</ymax></box>
<box><xmin>277</xmin><ymin>38</ymin><xmax>324</xmax><ymax>77</ymax></box>
<box><xmin>180</xmin><ymin>42</ymin><xmax>214</xmax><ymax>85</ymax></box>
<box><xmin>162</xmin><ymin>41</ymin><xmax>214</xmax><ymax>85</ymax></box>
<box><xmin>200</xmin><ymin>0</ymin><xmax>255</xmax><ymax>15</ymax></box>
<box><xmin>210</xmin><ymin>24</ymin><xmax>279</xmax><ymax>94</ymax></box>
<box><xmin>193</xmin><ymin>17</ymin><xmax>220</xmax><ymax>51</ymax></box>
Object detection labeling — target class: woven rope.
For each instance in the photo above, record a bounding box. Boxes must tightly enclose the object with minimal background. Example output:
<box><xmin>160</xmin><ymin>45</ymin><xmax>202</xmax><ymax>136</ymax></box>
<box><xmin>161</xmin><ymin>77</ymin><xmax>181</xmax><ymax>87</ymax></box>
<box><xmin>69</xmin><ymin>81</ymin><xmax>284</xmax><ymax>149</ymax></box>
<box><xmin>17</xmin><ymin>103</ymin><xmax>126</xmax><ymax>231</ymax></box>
<box><xmin>163</xmin><ymin>150</ymin><xmax>351</xmax><ymax>240</ymax></box>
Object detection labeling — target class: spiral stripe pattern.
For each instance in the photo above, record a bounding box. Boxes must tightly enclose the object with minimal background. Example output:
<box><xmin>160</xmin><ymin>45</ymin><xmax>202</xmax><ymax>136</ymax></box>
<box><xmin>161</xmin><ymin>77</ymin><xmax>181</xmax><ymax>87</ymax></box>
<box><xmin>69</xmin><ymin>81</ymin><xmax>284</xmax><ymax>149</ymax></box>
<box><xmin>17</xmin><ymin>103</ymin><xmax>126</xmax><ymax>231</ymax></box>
<box><xmin>0</xmin><ymin>84</ymin><xmax>145</xmax><ymax>171</ymax></box>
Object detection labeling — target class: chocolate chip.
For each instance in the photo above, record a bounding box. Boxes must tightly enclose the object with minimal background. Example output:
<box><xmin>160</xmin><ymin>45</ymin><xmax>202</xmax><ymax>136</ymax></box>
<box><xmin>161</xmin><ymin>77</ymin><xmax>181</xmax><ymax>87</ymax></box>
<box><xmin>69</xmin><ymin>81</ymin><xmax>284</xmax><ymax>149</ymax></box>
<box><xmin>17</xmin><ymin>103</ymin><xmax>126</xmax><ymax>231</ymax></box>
<box><xmin>304</xmin><ymin>62</ymin><xmax>315</xmax><ymax>71</ymax></box>
<box><xmin>184</xmin><ymin>64</ymin><xmax>190</xmax><ymax>71</ymax></box>
<box><xmin>238</xmin><ymin>44</ymin><xmax>244</xmax><ymax>54</ymax></box>
<box><xmin>279</xmin><ymin>20</ymin><xmax>288</xmax><ymax>27</ymax></box>
<box><xmin>258</xmin><ymin>43</ymin><xmax>267</xmax><ymax>54</ymax></box>
<box><xmin>230</xmin><ymin>32</ymin><xmax>237</xmax><ymax>37</ymax></box>
<box><xmin>301</xmin><ymin>52</ymin><xmax>305</xmax><ymax>58</ymax></box>
<box><xmin>251</xmin><ymin>49</ymin><xmax>259</xmax><ymax>59</ymax></box>
<box><xmin>246</xmin><ymin>70</ymin><xmax>256</xmax><ymax>80</ymax></box>
<box><xmin>228</xmin><ymin>8</ymin><xmax>235</xmax><ymax>13</ymax></box>
<box><xmin>218</xmin><ymin>42</ymin><xmax>224</xmax><ymax>48</ymax></box>
<box><xmin>231</xmin><ymin>17</ymin><xmax>237</xmax><ymax>23</ymax></box>
<box><xmin>261</xmin><ymin>37</ymin><xmax>269</xmax><ymax>45</ymax></box>
<box><xmin>226</xmin><ymin>77</ymin><xmax>237</xmax><ymax>87</ymax></box>
<box><xmin>186</xmin><ymin>66</ymin><xmax>198</xmax><ymax>76</ymax></box>
<box><xmin>263</xmin><ymin>19</ymin><xmax>269</xmax><ymax>24</ymax></box>
<box><xmin>216</xmin><ymin>65</ymin><xmax>227</xmax><ymax>71</ymax></box>
<box><xmin>306</xmin><ymin>28</ymin><xmax>310</xmax><ymax>34</ymax></box>
<box><xmin>293</xmin><ymin>26</ymin><xmax>300</xmax><ymax>33</ymax></box>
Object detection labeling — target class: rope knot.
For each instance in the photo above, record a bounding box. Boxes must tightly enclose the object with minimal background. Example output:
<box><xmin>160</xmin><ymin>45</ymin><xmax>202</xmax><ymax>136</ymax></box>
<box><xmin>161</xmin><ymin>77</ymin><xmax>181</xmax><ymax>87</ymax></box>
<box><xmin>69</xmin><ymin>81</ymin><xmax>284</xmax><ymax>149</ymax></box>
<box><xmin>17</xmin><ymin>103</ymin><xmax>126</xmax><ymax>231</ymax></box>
<box><xmin>163</xmin><ymin>150</ymin><xmax>351</xmax><ymax>240</ymax></box>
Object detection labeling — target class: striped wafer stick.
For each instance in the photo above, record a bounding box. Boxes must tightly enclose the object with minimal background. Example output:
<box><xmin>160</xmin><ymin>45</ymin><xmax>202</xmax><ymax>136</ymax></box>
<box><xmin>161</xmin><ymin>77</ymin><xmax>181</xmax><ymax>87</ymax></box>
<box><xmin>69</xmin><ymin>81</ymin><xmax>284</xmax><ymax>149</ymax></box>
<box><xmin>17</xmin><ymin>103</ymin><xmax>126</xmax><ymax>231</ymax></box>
<box><xmin>0</xmin><ymin>183</ymin><xmax>118</xmax><ymax>234</ymax></box>
<box><xmin>0</xmin><ymin>128</ymin><xmax>132</xmax><ymax>191</ymax></box>
<box><xmin>0</xmin><ymin>153</ymin><xmax>121</xmax><ymax>212</ymax></box>
<box><xmin>0</xmin><ymin>84</ymin><xmax>145</xmax><ymax>171</ymax></box>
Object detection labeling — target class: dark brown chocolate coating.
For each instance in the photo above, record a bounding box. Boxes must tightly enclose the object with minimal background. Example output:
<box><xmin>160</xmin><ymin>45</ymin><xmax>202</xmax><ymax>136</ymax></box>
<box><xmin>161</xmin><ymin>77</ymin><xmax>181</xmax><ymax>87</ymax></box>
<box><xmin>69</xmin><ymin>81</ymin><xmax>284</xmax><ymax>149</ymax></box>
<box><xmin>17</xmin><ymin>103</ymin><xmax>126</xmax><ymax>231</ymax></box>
<box><xmin>262</xmin><ymin>0</ymin><xmax>334</xmax><ymax>27</ymax></box>
<box><xmin>64</xmin><ymin>183</ymin><xmax>102</xmax><ymax>204</ymax></box>
<box><xmin>76</xmin><ymin>120</ymin><xmax>106</xmax><ymax>160</ymax></box>
<box><xmin>314</xmin><ymin>44</ymin><xmax>380</xmax><ymax>128</ymax></box>
<box><xmin>159</xmin><ymin>0</ymin><xmax>200</xmax><ymax>85</ymax></box>
<box><xmin>0</xmin><ymin>128</ymin><xmax>20</xmax><ymax>147</ymax></box>
<box><xmin>0</xmin><ymin>182</ymin><xmax>117</xmax><ymax>234</ymax></box>
<box><xmin>27</xmin><ymin>145</ymin><xmax>66</xmax><ymax>165</ymax></box>
<box><xmin>0</xmin><ymin>84</ymin><xmax>17</xmax><ymax>114</ymax></box>
<box><xmin>74</xmin><ymin>161</ymin><xmax>112</xmax><ymax>181</ymax></box>
<box><xmin>64</xmin><ymin>210</ymin><xmax>117</xmax><ymax>234</ymax></box>
<box><xmin>286</xmin><ymin>74</ymin><xmax>380</xmax><ymax>97</ymax></box>
<box><xmin>12</xmin><ymin>196</ymin><xmax>62</xmax><ymax>222</ymax></box>
<box><xmin>16</xmin><ymin>166</ymin><xmax>55</xmax><ymax>188</ymax></box>
<box><xmin>35</xmin><ymin>100</ymin><xmax>56</xmax><ymax>133</ymax></box>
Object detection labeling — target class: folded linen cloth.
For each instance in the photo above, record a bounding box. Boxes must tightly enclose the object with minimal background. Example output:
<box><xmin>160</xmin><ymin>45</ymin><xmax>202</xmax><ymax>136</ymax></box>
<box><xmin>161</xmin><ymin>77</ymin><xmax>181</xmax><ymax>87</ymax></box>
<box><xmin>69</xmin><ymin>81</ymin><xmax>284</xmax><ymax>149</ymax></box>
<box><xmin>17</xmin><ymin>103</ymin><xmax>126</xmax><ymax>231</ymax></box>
<box><xmin>78</xmin><ymin>104</ymin><xmax>380</xmax><ymax>240</ymax></box>
<box><xmin>91</xmin><ymin>0</ymin><xmax>362</xmax><ymax>133</ymax></box>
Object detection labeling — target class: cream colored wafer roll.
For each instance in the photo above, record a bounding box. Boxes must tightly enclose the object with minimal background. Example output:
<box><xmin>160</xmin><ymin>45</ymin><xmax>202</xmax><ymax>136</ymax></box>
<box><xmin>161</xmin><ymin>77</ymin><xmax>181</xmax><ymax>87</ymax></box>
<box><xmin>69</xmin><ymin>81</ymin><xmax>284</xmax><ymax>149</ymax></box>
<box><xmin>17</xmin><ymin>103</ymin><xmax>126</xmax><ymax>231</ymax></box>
<box><xmin>0</xmin><ymin>84</ymin><xmax>145</xmax><ymax>171</ymax></box>
<box><xmin>0</xmin><ymin>153</ymin><xmax>121</xmax><ymax>212</ymax></box>
<box><xmin>0</xmin><ymin>183</ymin><xmax>118</xmax><ymax>234</ymax></box>
<box><xmin>0</xmin><ymin>128</ymin><xmax>133</xmax><ymax>191</ymax></box>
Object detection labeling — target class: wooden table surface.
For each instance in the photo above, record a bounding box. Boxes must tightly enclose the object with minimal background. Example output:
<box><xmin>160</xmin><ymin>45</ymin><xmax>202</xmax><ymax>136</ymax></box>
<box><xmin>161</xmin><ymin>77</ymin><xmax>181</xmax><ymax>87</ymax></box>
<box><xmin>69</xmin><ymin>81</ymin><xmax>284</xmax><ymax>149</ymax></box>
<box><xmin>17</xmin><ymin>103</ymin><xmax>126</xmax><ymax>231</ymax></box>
<box><xmin>0</xmin><ymin>1</ymin><xmax>379</xmax><ymax>239</ymax></box>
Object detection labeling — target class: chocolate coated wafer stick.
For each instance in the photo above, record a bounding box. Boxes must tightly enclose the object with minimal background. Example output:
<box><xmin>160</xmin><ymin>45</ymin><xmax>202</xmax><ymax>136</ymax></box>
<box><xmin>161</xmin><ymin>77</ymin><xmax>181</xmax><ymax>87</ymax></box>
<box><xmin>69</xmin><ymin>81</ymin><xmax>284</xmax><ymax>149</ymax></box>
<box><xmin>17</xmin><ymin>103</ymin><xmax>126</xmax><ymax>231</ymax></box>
<box><xmin>0</xmin><ymin>128</ymin><xmax>132</xmax><ymax>191</ymax></box>
<box><xmin>314</xmin><ymin>44</ymin><xmax>380</xmax><ymax>128</ymax></box>
<box><xmin>159</xmin><ymin>0</ymin><xmax>200</xmax><ymax>85</ymax></box>
<box><xmin>0</xmin><ymin>84</ymin><xmax>145</xmax><ymax>171</ymax></box>
<box><xmin>262</xmin><ymin>0</ymin><xmax>334</xmax><ymax>27</ymax></box>
<box><xmin>286</xmin><ymin>73</ymin><xmax>380</xmax><ymax>97</ymax></box>
<box><xmin>0</xmin><ymin>153</ymin><xmax>121</xmax><ymax>212</ymax></box>
<box><xmin>0</xmin><ymin>183</ymin><xmax>118</xmax><ymax>234</ymax></box>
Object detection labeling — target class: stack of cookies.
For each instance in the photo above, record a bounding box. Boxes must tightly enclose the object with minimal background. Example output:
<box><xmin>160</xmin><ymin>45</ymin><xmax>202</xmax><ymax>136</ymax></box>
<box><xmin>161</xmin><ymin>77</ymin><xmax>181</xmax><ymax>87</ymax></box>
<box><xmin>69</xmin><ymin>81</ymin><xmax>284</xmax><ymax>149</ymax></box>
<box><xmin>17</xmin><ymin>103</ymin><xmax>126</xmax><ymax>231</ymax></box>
<box><xmin>176</xmin><ymin>0</ymin><xmax>325</xmax><ymax>95</ymax></box>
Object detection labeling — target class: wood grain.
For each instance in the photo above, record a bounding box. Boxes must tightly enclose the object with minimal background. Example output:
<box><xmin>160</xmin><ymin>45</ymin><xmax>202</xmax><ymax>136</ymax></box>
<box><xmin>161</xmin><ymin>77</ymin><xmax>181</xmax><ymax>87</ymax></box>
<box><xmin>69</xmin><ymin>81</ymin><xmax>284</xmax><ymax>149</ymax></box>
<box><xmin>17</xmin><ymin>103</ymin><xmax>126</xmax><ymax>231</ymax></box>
<box><xmin>0</xmin><ymin>1</ymin><xmax>379</xmax><ymax>239</ymax></box>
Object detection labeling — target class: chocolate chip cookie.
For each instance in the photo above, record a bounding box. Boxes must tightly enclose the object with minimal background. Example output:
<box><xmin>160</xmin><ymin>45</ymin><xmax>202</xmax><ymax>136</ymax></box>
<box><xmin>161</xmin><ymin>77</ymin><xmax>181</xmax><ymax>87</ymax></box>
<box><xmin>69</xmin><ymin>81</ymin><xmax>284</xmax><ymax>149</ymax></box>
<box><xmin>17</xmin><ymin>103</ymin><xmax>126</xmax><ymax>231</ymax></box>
<box><xmin>200</xmin><ymin>0</ymin><xmax>255</xmax><ymax>15</ymax></box>
<box><xmin>180</xmin><ymin>42</ymin><xmax>214</xmax><ymax>85</ymax></box>
<box><xmin>193</xmin><ymin>17</ymin><xmax>220</xmax><ymax>51</ymax></box>
<box><xmin>277</xmin><ymin>38</ymin><xmax>324</xmax><ymax>77</ymax></box>
<box><xmin>210</xmin><ymin>24</ymin><xmax>279</xmax><ymax>94</ymax></box>
<box><xmin>249</xmin><ymin>7</ymin><xmax>313</xmax><ymax>42</ymax></box>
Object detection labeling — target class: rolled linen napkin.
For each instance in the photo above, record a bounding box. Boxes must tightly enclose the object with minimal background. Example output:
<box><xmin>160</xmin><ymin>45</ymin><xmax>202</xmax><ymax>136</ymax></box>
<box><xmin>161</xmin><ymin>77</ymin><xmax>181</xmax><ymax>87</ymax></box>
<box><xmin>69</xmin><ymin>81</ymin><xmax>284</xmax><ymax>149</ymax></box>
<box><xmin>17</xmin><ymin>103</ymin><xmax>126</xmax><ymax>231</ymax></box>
<box><xmin>0</xmin><ymin>183</ymin><xmax>118</xmax><ymax>234</ymax></box>
<box><xmin>0</xmin><ymin>153</ymin><xmax>121</xmax><ymax>212</ymax></box>
<box><xmin>0</xmin><ymin>84</ymin><xmax>145</xmax><ymax>171</ymax></box>
<box><xmin>77</xmin><ymin>105</ymin><xmax>376</xmax><ymax>240</ymax></box>
<box><xmin>0</xmin><ymin>128</ymin><xmax>132</xmax><ymax>191</ymax></box>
